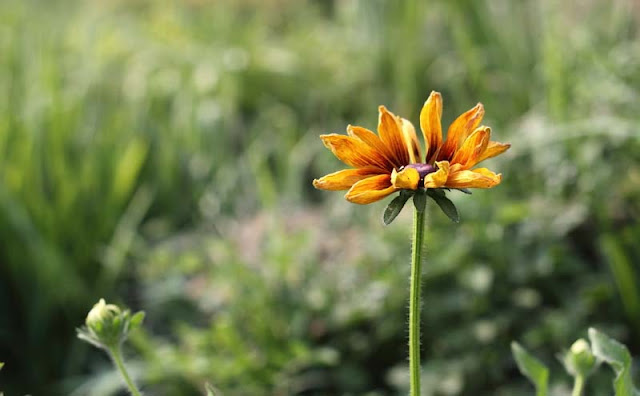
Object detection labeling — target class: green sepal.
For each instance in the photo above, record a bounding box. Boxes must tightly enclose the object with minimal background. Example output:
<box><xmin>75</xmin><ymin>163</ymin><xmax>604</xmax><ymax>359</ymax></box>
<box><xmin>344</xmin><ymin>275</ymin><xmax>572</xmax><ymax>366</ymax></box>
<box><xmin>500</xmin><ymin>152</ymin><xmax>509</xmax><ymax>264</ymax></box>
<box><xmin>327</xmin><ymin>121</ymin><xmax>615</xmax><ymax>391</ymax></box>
<box><xmin>130</xmin><ymin>311</ymin><xmax>146</xmax><ymax>329</ymax></box>
<box><xmin>383</xmin><ymin>190</ymin><xmax>413</xmax><ymax>225</ymax></box>
<box><xmin>457</xmin><ymin>188</ymin><xmax>472</xmax><ymax>194</ymax></box>
<box><xmin>413</xmin><ymin>189</ymin><xmax>427</xmax><ymax>213</ymax></box>
<box><xmin>589</xmin><ymin>328</ymin><xmax>640</xmax><ymax>396</ymax></box>
<box><xmin>511</xmin><ymin>342</ymin><xmax>549</xmax><ymax>396</ymax></box>
<box><xmin>426</xmin><ymin>189</ymin><xmax>460</xmax><ymax>223</ymax></box>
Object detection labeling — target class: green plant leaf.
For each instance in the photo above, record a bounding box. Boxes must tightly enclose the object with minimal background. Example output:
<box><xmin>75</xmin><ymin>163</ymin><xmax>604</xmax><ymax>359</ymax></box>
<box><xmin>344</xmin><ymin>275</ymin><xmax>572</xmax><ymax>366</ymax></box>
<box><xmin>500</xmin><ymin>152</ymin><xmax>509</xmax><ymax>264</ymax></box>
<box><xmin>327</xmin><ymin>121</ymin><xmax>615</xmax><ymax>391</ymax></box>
<box><xmin>413</xmin><ymin>189</ymin><xmax>427</xmax><ymax>213</ymax></box>
<box><xmin>426</xmin><ymin>189</ymin><xmax>460</xmax><ymax>223</ymax></box>
<box><xmin>383</xmin><ymin>190</ymin><xmax>413</xmax><ymax>225</ymax></box>
<box><xmin>589</xmin><ymin>328</ymin><xmax>639</xmax><ymax>396</ymax></box>
<box><xmin>511</xmin><ymin>342</ymin><xmax>549</xmax><ymax>396</ymax></box>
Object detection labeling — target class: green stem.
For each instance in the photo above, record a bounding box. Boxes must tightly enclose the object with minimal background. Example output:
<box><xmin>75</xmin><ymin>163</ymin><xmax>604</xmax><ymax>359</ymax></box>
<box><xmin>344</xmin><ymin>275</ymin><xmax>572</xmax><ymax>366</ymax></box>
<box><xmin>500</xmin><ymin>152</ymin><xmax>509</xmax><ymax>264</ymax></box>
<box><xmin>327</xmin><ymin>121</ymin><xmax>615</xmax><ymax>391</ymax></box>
<box><xmin>409</xmin><ymin>207</ymin><xmax>426</xmax><ymax>396</ymax></box>
<box><xmin>108</xmin><ymin>345</ymin><xmax>142</xmax><ymax>396</ymax></box>
<box><xmin>571</xmin><ymin>375</ymin><xmax>585</xmax><ymax>396</ymax></box>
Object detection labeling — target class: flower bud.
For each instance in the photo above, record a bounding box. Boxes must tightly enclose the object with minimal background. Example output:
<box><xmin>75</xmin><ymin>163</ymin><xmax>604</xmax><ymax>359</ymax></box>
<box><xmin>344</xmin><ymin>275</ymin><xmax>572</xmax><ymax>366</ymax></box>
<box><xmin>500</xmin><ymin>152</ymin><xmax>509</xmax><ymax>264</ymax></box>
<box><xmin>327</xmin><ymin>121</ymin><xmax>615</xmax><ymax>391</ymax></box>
<box><xmin>77</xmin><ymin>298</ymin><xmax>145</xmax><ymax>350</ymax></box>
<box><xmin>563</xmin><ymin>338</ymin><xmax>597</xmax><ymax>378</ymax></box>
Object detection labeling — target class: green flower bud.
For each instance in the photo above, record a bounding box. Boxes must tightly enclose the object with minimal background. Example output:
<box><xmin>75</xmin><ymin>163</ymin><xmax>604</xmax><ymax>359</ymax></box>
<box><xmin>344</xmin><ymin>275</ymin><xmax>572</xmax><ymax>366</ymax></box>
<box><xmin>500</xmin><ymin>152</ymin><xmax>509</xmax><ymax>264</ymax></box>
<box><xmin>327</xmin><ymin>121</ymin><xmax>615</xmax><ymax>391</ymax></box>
<box><xmin>563</xmin><ymin>338</ymin><xmax>597</xmax><ymax>378</ymax></box>
<box><xmin>77</xmin><ymin>298</ymin><xmax>145</xmax><ymax>350</ymax></box>
<box><xmin>86</xmin><ymin>299</ymin><xmax>121</xmax><ymax>329</ymax></box>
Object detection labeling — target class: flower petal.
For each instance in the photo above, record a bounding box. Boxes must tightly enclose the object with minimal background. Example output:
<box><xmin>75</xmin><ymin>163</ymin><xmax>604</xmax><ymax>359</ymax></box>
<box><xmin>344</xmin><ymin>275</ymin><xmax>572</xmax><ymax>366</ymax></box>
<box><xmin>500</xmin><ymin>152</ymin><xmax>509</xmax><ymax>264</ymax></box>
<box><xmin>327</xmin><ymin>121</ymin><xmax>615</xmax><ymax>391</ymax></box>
<box><xmin>378</xmin><ymin>106</ymin><xmax>410</xmax><ymax>167</ymax></box>
<box><xmin>400</xmin><ymin>118</ymin><xmax>422</xmax><ymax>164</ymax></box>
<box><xmin>320</xmin><ymin>134</ymin><xmax>391</xmax><ymax>170</ymax></box>
<box><xmin>419</xmin><ymin>91</ymin><xmax>443</xmax><ymax>163</ymax></box>
<box><xmin>391</xmin><ymin>167</ymin><xmax>420</xmax><ymax>190</ymax></box>
<box><xmin>313</xmin><ymin>167</ymin><xmax>384</xmax><ymax>191</ymax></box>
<box><xmin>347</xmin><ymin>125</ymin><xmax>396</xmax><ymax>168</ymax></box>
<box><xmin>439</xmin><ymin>102</ymin><xmax>485</xmax><ymax>161</ymax></box>
<box><xmin>474</xmin><ymin>141</ymin><xmax>511</xmax><ymax>165</ymax></box>
<box><xmin>345</xmin><ymin>174</ymin><xmax>397</xmax><ymax>204</ymax></box>
<box><xmin>450</xmin><ymin>126</ymin><xmax>490</xmax><ymax>170</ymax></box>
<box><xmin>445</xmin><ymin>167</ymin><xmax>502</xmax><ymax>189</ymax></box>
<box><xmin>424</xmin><ymin>160</ymin><xmax>450</xmax><ymax>188</ymax></box>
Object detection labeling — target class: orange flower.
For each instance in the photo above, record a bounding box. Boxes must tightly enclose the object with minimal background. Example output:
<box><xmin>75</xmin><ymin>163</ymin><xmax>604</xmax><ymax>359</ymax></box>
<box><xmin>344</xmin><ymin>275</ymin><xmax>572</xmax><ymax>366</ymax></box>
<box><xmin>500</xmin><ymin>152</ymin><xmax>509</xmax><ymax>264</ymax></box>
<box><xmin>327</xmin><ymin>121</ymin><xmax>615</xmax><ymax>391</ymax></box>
<box><xmin>313</xmin><ymin>91</ymin><xmax>510</xmax><ymax>204</ymax></box>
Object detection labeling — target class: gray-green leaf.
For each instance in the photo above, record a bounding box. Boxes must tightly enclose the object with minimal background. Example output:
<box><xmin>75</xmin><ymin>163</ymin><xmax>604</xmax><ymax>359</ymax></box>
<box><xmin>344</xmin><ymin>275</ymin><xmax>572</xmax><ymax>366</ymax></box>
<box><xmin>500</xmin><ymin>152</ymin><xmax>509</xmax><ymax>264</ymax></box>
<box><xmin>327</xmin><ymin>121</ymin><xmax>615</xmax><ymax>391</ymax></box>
<box><xmin>589</xmin><ymin>328</ymin><xmax>639</xmax><ymax>396</ymax></box>
<box><xmin>511</xmin><ymin>341</ymin><xmax>549</xmax><ymax>396</ymax></box>
<box><xmin>426</xmin><ymin>189</ymin><xmax>460</xmax><ymax>223</ymax></box>
<box><xmin>383</xmin><ymin>190</ymin><xmax>413</xmax><ymax>225</ymax></box>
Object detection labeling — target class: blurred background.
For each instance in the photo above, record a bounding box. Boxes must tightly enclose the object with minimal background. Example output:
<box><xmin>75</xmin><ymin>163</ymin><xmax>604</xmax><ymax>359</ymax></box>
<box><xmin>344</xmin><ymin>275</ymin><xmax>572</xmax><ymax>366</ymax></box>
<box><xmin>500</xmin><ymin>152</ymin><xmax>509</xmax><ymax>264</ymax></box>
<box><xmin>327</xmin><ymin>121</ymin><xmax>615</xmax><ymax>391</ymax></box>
<box><xmin>0</xmin><ymin>0</ymin><xmax>639</xmax><ymax>394</ymax></box>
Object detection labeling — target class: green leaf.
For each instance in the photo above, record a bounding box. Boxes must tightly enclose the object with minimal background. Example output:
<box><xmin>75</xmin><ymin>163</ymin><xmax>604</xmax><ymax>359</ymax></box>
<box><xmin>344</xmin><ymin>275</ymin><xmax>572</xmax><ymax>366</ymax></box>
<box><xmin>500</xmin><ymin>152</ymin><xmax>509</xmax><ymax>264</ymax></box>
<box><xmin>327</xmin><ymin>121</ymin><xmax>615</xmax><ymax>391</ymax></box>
<box><xmin>511</xmin><ymin>342</ymin><xmax>549</xmax><ymax>396</ymax></box>
<box><xmin>457</xmin><ymin>188</ymin><xmax>472</xmax><ymax>194</ymax></box>
<box><xmin>383</xmin><ymin>190</ymin><xmax>413</xmax><ymax>225</ymax></box>
<box><xmin>426</xmin><ymin>189</ymin><xmax>460</xmax><ymax>223</ymax></box>
<box><xmin>413</xmin><ymin>189</ymin><xmax>427</xmax><ymax>212</ymax></box>
<box><xmin>589</xmin><ymin>328</ymin><xmax>639</xmax><ymax>396</ymax></box>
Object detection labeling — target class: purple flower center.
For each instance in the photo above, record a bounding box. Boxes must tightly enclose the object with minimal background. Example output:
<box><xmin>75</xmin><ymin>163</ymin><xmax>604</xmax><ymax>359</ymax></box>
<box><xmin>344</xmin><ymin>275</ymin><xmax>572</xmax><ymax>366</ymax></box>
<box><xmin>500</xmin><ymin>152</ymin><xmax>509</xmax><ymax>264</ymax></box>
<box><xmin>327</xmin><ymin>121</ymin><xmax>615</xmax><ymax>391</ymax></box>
<box><xmin>402</xmin><ymin>163</ymin><xmax>437</xmax><ymax>179</ymax></box>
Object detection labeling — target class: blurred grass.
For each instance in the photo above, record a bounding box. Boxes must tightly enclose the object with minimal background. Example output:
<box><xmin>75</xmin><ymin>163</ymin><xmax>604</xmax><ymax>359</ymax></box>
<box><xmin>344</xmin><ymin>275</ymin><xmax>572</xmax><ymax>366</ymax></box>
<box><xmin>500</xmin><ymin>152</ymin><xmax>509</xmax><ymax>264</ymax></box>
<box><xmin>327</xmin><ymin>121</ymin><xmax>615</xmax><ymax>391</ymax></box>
<box><xmin>0</xmin><ymin>0</ymin><xmax>639</xmax><ymax>394</ymax></box>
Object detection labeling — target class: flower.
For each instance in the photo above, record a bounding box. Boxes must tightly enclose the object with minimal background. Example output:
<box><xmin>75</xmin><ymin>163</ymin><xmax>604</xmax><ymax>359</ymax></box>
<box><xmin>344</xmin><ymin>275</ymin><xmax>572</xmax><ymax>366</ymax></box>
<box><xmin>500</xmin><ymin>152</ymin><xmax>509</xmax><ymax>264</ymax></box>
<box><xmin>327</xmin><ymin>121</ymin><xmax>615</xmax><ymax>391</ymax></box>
<box><xmin>313</xmin><ymin>91</ymin><xmax>510</xmax><ymax>204</ymax></box>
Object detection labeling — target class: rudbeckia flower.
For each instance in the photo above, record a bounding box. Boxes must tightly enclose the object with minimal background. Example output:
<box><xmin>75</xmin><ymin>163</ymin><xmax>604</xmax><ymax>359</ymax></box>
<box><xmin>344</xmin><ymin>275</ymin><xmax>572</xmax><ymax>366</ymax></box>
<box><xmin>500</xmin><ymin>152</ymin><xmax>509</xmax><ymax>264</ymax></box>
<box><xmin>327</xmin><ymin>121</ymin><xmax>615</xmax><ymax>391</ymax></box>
<box><xmin>313</xmin><ymin>91</ymin><xmax>510</xmax><ymax>205</ymax></box>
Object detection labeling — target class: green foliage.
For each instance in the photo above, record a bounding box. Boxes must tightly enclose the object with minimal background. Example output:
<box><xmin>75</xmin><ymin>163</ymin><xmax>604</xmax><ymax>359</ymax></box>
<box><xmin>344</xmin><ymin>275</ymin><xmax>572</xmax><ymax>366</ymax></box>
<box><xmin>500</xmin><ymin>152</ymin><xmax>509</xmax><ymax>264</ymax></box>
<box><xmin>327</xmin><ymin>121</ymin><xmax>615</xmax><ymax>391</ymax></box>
<box><xmin>513</xmin><ymin>330</ymin><xmax>640</xmax><ymax>396</ymax></box>
<box><xmin>426</xmin><ymin>189</ymin><xmax>460</xmax><ymax>223</ymax></box>
<box><xmin>511</xmin><ymin>342</ymin><xmax>549</xmax><ymax>396</ymax></box>
<box><xmin>589</xmin><ymin>328</ymin><xmax>640</xmax><ymax>396</ymax></box>
<box><xmin>0</xmin><ymin>0</ymin><xmax>638</xmax><ymax>394</ymax></box>
<box><xmin>383</xmin><ymin>190</ymin><xmax>413</xmax><ymax>225</ymax></box>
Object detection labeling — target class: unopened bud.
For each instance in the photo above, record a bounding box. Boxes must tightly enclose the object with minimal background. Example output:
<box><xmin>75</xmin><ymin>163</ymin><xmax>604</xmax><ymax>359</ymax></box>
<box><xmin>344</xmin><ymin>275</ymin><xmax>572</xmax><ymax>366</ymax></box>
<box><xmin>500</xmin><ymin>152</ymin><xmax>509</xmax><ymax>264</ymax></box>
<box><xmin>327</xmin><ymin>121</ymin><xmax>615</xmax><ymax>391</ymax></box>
<box><xmin>563</xmin><ymin>338</ymin><xmax>597</xmax><ymax>378</ymax></box>
<box><xmin>77</xmin><ymin>298</ymin><xmax>144</xmax><ymax>350</ymax></box>
<box><xmin>86</xmin><ymin>299</ymin><xmax>121</xmax><ymax>329</ymax></box>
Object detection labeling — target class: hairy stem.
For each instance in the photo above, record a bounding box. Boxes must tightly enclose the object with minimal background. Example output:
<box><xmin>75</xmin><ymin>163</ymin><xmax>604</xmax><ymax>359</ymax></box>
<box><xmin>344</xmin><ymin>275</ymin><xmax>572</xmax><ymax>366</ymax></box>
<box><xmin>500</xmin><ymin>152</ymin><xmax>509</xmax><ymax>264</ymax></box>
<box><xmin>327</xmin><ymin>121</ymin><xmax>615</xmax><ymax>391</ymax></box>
<box><xmin>409</xmin><ymin>207</ymin><xmax>426</xmax><ymax>396</ymax></box>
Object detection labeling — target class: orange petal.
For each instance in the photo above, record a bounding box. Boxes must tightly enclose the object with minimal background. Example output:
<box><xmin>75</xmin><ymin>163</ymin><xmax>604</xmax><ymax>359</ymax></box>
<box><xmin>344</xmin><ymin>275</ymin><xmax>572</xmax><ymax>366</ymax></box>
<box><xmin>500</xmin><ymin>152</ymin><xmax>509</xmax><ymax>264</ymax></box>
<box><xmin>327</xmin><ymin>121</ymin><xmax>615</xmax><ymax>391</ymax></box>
<box><xmin>313</xmin><ymin>167</ymin><xmax>384</xmax><ymax>191</ymax></box>
<box><xmin>400</xmin><ymin>118</ymin><xmax>422</xmax><ymax>164</ymax></box>
<box><xmin>320</xmin><ymin>134</ymin><xmax>391</xmax><ymax>170</ymax></box>
<box><xmin>474</xmin><ymin>141</ymin><xmax>511</xmax><ymax>165</ymax></box>
<box><xmin>424</xmin><ymin>161</ymin><xmax>450</xmax><ymax>188</ymax></box>
<box><xmin>391</xmin><ymin>167</ymin><xmax>420</xmax><ymax>190</ymax></box>
<box><xmin>419</xmin><ymin>91</ymin><xmax>443</xmax><ymax>163</ymax></box>
<box><xmin>450</xmin><ymin>126</ymin><xmax>490</xmax><ymax>170</ymax></box>
<box><xmin>347</xmin><ymin>125</ymin><xmax>396</xmax><ymax>168</ymax></box>
<box><xmin>445</xmin><ymin>167</ymin><xmax>502</xmax><ymax>189</ymax></box>
<box><xmin>378</xmin><ymin>106</ymin><xmax>410</xmax><ymax>167</ymax></box>
<box><xmin>439</xmin><ymin>102</ymin><xmax>485</xmax><ymax>161</ymax></box>
<box><xmin>345</xmin><ymin>174</ymin><xmax>397</xmax><ymax>204</ymax></box>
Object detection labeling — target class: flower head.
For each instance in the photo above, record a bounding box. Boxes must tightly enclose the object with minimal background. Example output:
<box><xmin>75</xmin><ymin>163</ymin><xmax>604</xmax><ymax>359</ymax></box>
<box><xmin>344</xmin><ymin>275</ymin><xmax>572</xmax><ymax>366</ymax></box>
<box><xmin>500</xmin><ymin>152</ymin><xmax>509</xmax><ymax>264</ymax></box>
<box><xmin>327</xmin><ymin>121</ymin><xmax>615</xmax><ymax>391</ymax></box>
<box><xmin>77</xmin><ymin>298</ymin><xmax>145</xmax><ymax>350</ymax></box>
<box><xmin>313</xmin><ymin>91</ymin><xmax>510</xmax><ymax>205</ymax></box>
